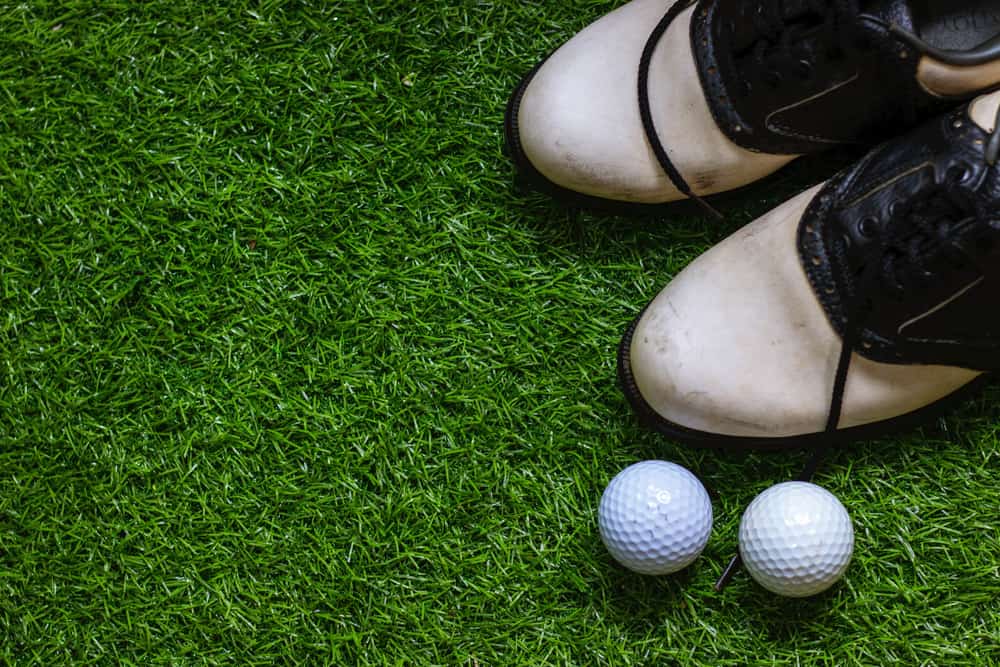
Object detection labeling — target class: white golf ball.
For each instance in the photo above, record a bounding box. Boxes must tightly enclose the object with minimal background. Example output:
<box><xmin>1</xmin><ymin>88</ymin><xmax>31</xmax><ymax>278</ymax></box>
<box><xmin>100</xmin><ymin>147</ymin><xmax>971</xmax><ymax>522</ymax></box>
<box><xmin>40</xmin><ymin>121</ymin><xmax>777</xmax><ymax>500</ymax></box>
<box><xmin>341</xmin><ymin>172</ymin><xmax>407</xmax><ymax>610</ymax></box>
<box><xmin>598</xmin><ymin>460</ymin><xmax>712</xmax><ymax>575</ymax></box>
<box><xmin>739</xmin><ymin>481</ymin><xmax>854</xmax><ymax>597</ymax></box>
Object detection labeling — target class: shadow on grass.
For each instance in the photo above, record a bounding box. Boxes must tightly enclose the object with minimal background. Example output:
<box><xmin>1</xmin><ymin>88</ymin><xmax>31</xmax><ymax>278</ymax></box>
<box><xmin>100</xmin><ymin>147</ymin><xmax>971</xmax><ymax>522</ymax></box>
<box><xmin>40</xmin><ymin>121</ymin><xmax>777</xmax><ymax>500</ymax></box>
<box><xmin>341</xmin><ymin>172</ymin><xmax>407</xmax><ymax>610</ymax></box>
<box><xmin>586</xmin><ymin>381</ymin><xmax>1000</xmax><ymax>633</ymax></box>
<box><xmin>610</xmin><ymin>376</ymin><xmax>1000</xmax><ymax>496</ymax></box>
<box><xmin>590</xmin><ymin>545</ymin><xmax>843</xmax><ymax>640</ymax></box>
<box><xmin>594</xmin><ymin>552</ymin><xmax>705</xmax><ymax>623</ymax></box>
<box><xmin>736</xmin><ymin>584</ymin><xmax>845</xmax><ymax>639</ymax></box>
<box><xmin>501</xmin><ymin>146</ymin><xmax>866</xmax><ymax>262</ymax></box>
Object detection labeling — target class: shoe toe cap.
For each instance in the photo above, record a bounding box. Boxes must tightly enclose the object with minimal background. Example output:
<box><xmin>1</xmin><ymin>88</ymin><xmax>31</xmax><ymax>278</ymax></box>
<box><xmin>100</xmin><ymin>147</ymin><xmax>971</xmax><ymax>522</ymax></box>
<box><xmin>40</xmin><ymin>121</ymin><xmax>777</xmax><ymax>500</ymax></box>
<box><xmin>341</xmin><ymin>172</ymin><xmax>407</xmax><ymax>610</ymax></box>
<box><xmin>627</xmin><ymin>307</ymin><xmax>813</xmax><ymax>439</ymax></box>
<box><xmin>511</xmin><ymin>0</ymin><xmax>796</xmax><ymax>205</ymax></box>
<box><xmin>515</xmin><ymin>50</ymin><xmax>666</xmax><ymax>202</ymax></box>
<box><xmin>624</xmin><ymin>184</ymin><xmax>985</xmax><ymax>441</ymax></box>
<box><xmin>512</xmin><ymin>0</ymin><xmax>684</xmax><ymax>203</ymax></box>
<box><xmin>625</xmin><ymin>188</ymin><xmax>836</xmax><ymax>439</ymax></box>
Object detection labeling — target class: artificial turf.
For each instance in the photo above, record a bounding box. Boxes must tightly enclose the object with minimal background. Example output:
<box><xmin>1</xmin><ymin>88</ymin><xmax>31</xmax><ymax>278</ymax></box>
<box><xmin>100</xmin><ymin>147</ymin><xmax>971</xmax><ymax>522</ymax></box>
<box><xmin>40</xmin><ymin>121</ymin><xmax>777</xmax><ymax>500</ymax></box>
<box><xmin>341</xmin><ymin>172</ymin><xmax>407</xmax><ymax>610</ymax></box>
<box><xmin>0</xmin><ymin>0</ymin><xmax>998</xmax><ymax>663</ymax></box>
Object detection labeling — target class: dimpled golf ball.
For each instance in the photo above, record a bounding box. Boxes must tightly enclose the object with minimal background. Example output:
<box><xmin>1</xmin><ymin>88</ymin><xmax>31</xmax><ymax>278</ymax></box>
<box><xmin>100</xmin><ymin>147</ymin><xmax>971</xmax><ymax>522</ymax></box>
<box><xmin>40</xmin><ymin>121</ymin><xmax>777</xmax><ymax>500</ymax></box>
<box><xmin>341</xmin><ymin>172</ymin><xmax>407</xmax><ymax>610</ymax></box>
<box><xmin>598</xmin><ymin>460</ymin><xmax>712</xmax><ymax>575</ymax></box>
<box><xmin>739</xmin><ymin>481</ymin><xmax>854</xmax><ymax>597</ymax></box>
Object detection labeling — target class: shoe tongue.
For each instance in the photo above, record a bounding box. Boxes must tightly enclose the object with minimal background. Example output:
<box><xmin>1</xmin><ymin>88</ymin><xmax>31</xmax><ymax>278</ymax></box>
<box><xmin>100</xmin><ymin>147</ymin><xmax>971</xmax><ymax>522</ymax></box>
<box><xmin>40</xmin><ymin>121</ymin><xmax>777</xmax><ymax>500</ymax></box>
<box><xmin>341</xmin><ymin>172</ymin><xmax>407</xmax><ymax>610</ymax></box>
<box><xmin>729</xmin><ymin>0</ymin><xmax>916</xmax><ymax>51</ymax></box>
<box><xmin>728</xmin><ymin>1</ymin><xmax>834</xmax><ymax>51</ymax></box>
<box><xmin>861</xmin><ymin>0</ymin><xmax>915</xmax><ymax>34</ymax></box>
<box><xmin>775</xmin><ymin>0</ymin><xmax>915</xmax><ymax>27</ymax></box>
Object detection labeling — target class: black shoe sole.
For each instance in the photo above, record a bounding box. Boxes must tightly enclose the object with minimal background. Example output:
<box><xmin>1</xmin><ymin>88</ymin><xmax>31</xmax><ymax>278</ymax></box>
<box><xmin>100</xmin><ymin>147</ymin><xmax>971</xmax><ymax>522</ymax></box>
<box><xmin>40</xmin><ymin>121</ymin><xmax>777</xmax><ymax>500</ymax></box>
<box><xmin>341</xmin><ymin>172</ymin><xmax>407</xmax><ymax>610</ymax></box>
<box><xmin>617</xmin><ymin>310</ymin><xmax>994</xmax><ymax>451</ymax></box>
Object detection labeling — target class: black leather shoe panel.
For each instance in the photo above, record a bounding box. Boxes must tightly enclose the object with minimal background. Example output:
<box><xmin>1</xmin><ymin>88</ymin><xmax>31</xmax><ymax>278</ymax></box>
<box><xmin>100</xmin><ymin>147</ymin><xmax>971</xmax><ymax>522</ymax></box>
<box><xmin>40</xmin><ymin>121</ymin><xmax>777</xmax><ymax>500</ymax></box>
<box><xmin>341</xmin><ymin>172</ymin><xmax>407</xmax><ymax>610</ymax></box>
<box><xmin>692</xmin><ymin>0</ymin><xmax>949</xmax><ymax>155</ymax></box>
<box><xmin>798</xmin><ymin>107</ymin><xmax>1000</xmax><ymax>370</ymax></box>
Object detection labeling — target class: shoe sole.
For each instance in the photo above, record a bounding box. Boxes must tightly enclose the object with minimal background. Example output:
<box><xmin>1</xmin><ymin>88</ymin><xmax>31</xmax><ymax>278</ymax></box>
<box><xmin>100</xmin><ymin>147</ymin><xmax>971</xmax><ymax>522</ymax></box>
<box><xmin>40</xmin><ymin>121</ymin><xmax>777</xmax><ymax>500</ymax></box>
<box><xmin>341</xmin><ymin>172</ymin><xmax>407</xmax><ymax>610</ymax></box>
<box><xmin>617</xmin><ymin>310</ymin><xmax>994</xmax><ymax>450</ymax></box>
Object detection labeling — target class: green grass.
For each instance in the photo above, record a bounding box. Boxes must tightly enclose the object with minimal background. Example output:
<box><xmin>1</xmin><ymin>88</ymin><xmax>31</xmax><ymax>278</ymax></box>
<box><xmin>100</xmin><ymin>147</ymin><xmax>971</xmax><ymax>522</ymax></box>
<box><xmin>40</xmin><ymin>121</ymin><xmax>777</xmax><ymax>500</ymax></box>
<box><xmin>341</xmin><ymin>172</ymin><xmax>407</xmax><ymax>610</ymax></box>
<box><xmin>0</xmin><ymin>1</ymin><xmax>998</xmax><ymax>663</ymax></box>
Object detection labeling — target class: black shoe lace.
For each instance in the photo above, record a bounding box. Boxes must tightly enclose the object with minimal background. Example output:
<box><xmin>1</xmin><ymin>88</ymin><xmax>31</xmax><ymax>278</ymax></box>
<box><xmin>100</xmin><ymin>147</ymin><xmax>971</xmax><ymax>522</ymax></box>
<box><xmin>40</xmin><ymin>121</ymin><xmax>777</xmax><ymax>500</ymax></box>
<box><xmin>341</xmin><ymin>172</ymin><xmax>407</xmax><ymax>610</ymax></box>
<box><xmin>638</xmin><ymin>0</ymin><xmax>880</xmax><ymax>218</ymax></box>
<box><xmin>988</xmin><ymin>103</ymin><xmax>1000</xmax><ymax>165</ymax></box>
<box><xmin>715</xmin><ymin>109</ymin><xmax>1000</xmax><ymax>592</ymax></box>
<box><xmin>638</xmin><ymin>0</ymin><xmax>721</xmax><ymax>218</ymax></box>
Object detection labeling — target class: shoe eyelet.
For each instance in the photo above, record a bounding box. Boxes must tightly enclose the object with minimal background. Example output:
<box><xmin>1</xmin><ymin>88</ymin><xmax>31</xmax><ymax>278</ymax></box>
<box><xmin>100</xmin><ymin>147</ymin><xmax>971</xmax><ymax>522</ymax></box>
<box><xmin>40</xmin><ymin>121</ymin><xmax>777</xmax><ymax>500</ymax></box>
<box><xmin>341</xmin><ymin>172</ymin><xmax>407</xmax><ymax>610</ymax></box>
<box><xmin>857</xmin><ymin>217</ymin><xmax>879</xmax><ymax>239</ymax></box>
<box><xmin>796</xmin><ymin>60</ymin><xmax>813</xmax><ymax>79</ymax></box>
<box><xmin>947</xmin><ymin>163</ymin><xmax>971</xmax><ymax>184</ymax></box>
<box><xmin>765</xmin><ymin>70</ymin><xmax>783</xmax><ymax>87</ymax></box>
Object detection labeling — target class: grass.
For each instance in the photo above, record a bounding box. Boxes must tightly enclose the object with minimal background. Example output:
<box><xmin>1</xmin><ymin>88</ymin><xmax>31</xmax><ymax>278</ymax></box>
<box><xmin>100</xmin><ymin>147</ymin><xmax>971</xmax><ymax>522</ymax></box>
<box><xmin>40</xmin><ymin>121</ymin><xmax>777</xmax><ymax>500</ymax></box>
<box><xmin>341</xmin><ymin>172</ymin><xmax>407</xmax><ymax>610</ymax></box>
<box><xmin>0</xmin><ymin>0</ymin><xmax>998</xmax><ymax>663</ymax></box>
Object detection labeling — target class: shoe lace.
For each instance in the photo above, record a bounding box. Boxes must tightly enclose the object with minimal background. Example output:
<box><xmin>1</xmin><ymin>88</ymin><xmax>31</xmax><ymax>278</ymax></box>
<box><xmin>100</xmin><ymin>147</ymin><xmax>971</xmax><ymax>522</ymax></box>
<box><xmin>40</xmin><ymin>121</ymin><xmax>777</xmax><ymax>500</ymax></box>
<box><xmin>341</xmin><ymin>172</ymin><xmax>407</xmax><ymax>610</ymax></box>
<box><xmin>638</xmin><ymin>0</ymin><xmax>885</xmax><ymax>218</ymax></box>
<box><xmin>816</xmin><ymin>179</ymin><xmax>991</xmax><ymax>447</ymax></box>
<box><xmin>866</xmin><ymin>188</ymin><xmax>990</xmax><ymax>296</ymax></box>
<box><xmin>715</xmin><ymin>109</ymin><xmax>1000</xmax><ymax>592</ymax></box>
<box><xmin>831</xmin><ymin>106</ymin><xmax>1000</xmax><ymax>345</ymax></box>
<box><xmin>988</xmin><ymin>103</ymin><xmax>1000</xmax><ymax>166</ymax></box>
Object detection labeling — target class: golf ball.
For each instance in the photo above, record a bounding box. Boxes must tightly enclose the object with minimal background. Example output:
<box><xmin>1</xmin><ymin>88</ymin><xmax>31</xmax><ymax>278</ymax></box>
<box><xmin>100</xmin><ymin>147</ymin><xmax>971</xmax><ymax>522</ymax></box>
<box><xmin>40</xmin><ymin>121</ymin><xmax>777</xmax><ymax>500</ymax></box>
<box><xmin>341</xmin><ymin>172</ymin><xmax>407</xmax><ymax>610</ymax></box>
<box><xmin>739</xmin><ymin>481</ymin><xmax>853</xmax><ymax>597</ymax></box>
<box><xmin>598</xmin><ymin>460</ymin><xmax>712</xmax><ymax>575</ymax></box>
